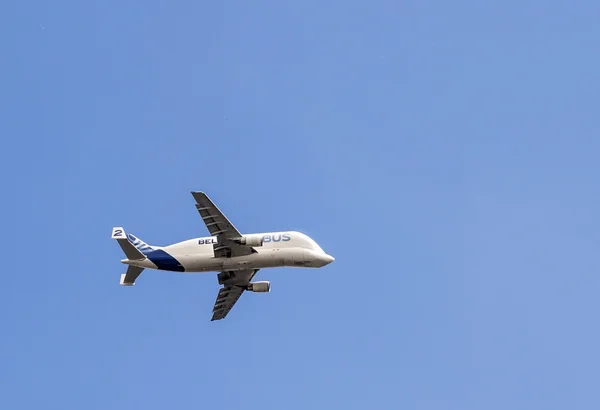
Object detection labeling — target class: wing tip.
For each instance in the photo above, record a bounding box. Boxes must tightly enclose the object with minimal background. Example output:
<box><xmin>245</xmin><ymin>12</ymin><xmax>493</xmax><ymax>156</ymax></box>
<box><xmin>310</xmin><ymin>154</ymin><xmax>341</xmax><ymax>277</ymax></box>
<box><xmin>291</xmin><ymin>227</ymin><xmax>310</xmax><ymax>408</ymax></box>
<box><xmin>191</xmin><ymin>191</ymin><xmax>209</xmax><ymax>202</ymax></box>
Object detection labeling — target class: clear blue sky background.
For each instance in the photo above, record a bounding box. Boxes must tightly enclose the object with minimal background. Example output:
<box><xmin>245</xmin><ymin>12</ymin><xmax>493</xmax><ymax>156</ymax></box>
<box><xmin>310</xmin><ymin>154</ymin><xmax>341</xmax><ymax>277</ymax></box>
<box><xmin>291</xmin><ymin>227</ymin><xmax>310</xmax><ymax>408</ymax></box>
<box><xmin>3</xmin><ymin>1</ymin><xmax>600</xmax><ymax>408</ymax></box>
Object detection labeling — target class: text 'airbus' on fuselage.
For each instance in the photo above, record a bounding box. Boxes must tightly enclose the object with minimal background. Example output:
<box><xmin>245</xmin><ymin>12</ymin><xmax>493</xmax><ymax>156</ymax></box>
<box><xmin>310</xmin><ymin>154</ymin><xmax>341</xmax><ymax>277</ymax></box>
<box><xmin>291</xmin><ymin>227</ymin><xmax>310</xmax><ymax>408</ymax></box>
<box><xmin>112</xmin><ymin>191</ymin><xmax>334</xmax><ymax>321</ymax></box>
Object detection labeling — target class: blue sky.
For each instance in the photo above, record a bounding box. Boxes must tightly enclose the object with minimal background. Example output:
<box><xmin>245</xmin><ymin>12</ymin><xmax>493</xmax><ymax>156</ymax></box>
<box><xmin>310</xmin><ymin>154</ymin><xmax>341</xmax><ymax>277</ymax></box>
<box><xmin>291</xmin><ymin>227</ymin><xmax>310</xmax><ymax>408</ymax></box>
<box><xmin>3</xmin><ymin>0</ymin><xmax>600</xmax><ymax>408</ymax></box>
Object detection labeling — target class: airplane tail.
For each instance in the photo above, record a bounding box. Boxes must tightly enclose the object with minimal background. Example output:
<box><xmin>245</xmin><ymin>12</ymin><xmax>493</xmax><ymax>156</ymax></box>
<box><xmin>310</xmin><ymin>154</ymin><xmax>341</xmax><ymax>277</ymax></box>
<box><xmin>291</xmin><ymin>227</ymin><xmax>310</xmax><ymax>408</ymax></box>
<box><xmin>112</xmin><ymin>227</ymin><xmax>155</xmax><ymax>286</ymax></box>
<box><xmin>120</xmin><ymin>265</ymin><xmax>144</xmax><ymax>286</ymax></box>
<box><xmin>111</xmin><ymin>227</ymin><xmax>155</xmax><ymax>259</ymax></box>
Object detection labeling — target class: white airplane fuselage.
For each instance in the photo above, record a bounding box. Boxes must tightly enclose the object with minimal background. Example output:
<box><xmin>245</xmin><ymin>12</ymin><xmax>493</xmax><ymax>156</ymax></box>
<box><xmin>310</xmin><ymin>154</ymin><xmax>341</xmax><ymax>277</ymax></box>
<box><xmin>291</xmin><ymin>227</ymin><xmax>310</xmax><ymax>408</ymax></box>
<box><xmin>123</xmin><ymin>231</ymin><xmax>334</xmax><ymax>273</ymax></box>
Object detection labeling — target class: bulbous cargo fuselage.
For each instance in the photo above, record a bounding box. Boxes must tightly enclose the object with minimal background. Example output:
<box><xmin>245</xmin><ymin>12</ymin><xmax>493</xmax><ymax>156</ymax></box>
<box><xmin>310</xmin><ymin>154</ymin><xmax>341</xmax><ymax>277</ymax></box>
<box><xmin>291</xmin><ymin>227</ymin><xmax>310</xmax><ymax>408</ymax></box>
<box><xmin>122</xmin><ymin>231</ymin><xmax>334</xmax><ymax>273</ymax></box>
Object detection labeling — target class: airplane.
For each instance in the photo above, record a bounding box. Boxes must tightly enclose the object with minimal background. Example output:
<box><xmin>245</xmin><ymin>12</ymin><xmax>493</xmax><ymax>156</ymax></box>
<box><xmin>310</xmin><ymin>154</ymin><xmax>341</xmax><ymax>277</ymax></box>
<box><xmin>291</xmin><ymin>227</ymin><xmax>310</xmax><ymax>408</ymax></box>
<box><xmin>112</xmin><ymin>191</ymin><xmax>335</xmax><ymax>321</ymax></box>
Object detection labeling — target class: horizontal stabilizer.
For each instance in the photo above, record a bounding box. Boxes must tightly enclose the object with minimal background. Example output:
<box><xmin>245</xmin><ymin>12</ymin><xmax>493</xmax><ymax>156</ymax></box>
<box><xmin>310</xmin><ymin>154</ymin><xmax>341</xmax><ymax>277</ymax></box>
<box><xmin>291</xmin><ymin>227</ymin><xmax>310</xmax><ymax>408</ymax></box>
<box><xmin>120</xmin><ymin>265</ymin><xmax>144</xmax><ymax>286</ymax></box>
<box><xmin>112</xmin><ymin>227</ymin><xmax>145</xmax><ymax>260</ymax></box>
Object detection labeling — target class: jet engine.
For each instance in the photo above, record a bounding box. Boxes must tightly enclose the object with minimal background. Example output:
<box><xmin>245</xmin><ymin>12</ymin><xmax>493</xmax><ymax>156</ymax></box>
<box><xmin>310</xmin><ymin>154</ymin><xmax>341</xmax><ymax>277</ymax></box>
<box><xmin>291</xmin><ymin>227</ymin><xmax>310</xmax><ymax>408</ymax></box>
<box><xmin>235</xmin><ymin>235</ymin><xmax>264</xmax><ymax>247</ymax></box>
<box><xmin>247</xmin><ymin>281</ymin><xmax>270</xmax><ymax>292</ymax></box>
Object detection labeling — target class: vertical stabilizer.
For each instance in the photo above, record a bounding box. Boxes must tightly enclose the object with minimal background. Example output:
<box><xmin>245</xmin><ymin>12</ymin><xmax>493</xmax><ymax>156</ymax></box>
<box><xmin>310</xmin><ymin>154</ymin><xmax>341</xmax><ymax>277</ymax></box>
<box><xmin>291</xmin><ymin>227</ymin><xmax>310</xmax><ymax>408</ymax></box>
<box><xmin>112</xmin><ymin>227</ymin><xmax>146</xmax><ymax>260</ymax></box>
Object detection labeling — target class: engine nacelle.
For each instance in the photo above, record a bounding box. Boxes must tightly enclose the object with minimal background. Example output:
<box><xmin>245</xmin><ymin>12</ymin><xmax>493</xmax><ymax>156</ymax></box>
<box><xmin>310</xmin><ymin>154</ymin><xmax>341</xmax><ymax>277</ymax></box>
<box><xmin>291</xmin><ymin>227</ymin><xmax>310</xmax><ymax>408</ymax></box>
<box><xmin>235</xmin><ymin>235</ymin><xmax>264</xmax><ymax>247</ymax></box>
<box><xmin>247</xmin><ymin>281</ymin><xmax>270</xmax><ymax>292</ymax></box>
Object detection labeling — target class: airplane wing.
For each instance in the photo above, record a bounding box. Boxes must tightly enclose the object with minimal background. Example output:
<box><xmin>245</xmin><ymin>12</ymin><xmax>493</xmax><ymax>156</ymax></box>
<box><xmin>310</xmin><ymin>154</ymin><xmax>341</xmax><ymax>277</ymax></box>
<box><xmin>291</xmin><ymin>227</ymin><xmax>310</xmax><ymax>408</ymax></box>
<box><xmin>191</xmin><ymin>191</ymin><xmax>255</xmax><ymax>258</ymax></box>
<box><xmin>211</xmin><ymin>269</ymin><xmax>259</xmax><ymax>321</ymax></box>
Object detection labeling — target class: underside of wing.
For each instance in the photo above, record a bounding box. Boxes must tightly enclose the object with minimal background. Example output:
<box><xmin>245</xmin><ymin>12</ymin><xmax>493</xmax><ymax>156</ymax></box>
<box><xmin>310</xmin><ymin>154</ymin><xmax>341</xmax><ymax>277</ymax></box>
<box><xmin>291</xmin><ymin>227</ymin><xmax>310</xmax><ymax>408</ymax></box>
<box><xmin>191</xmin><ymin>191</ymin><xmax>255</xmax><ymax>258</ymax></box>
<box><xmin>211</xmin><ymin>269</ymin><xmax>259</xmax><ymax>321</ymax></box>
<box><xmin>211</xmin><ymin>286</ymin><xmax>245</xmax><ymax>321</ymax></box>
<box><xmin>191</xmin><ymin>191</ymin><xmax>241</xmax><ymax>238</ymax></box>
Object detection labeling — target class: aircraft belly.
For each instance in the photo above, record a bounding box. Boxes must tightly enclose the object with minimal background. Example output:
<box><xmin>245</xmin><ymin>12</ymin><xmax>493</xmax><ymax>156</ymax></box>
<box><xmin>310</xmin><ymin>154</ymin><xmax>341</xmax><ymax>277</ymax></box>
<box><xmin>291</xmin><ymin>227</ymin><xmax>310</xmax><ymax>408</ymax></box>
<box><xmin>177</xmin><ymin>254</ymin><xmax>223</xmax><ymax>272</ymax></box>
<box><xmin>222</xmin><ymin>253</ymin><xmax>271</xmax><ymax>270</ymax></box>
<box><xmin>261</xmin><ymin>248</ymin><xmax>307</xmax><ymax>268</ymax></box>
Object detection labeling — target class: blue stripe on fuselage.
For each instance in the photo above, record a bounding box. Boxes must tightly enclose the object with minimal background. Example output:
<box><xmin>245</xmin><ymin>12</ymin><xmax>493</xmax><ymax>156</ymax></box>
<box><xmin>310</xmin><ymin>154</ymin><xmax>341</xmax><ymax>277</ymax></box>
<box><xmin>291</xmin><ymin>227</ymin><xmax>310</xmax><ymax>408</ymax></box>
<box><xmin>146</xmin><ymin>249</ymin><xmax>185</xmax><ymax>272</ymax></box>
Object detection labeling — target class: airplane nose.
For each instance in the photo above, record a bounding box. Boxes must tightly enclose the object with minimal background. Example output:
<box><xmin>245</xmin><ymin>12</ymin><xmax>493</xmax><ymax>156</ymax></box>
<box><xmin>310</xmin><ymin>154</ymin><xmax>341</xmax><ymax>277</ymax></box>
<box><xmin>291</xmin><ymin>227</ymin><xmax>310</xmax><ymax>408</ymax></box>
<box><xmin>322</xmin><ymin>254</ymin><xmax>335</xmax><ymax>265</ymax></box>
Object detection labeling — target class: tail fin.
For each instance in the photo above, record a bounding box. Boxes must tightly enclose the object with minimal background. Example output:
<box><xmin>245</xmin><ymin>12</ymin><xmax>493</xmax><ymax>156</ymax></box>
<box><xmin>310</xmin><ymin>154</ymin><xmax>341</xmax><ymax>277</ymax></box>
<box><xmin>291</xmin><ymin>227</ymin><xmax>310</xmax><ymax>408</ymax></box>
<box><xmin>125</xmin><ymin>232</ymin><xmax>155</xmax><ymax>255</ymax></box>
<box><xmin>111</xmin><ymin>227</ymin><xmax>154</xmax><ymax>260</ymax></box>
